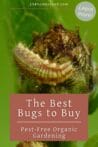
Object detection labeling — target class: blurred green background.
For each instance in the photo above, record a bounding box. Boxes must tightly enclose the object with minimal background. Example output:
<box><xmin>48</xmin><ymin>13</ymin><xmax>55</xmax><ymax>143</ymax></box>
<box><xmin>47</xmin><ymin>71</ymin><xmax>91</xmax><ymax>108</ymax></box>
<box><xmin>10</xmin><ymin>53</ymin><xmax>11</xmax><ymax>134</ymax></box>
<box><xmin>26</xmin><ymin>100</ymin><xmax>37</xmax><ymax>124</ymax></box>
<box><xmin>0</xmin><ymin>0</ymin><xmax>98</xmax><ymax>147</ymax></box>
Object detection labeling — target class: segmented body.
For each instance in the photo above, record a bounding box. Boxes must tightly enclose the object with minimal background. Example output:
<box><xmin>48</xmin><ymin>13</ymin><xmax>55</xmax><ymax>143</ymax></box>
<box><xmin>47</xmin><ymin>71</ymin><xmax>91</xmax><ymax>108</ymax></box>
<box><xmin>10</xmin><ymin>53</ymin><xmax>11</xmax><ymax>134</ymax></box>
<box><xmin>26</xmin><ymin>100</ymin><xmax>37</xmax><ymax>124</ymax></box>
<box><xmin>14</xmin><ymin>43</ymin><xmax>75</xmax><ymax>85</ymax></box>
<box><xmin>14</xmin><ymin>24</ymin><xmax>93</xmax><ymax>90</ymax></box>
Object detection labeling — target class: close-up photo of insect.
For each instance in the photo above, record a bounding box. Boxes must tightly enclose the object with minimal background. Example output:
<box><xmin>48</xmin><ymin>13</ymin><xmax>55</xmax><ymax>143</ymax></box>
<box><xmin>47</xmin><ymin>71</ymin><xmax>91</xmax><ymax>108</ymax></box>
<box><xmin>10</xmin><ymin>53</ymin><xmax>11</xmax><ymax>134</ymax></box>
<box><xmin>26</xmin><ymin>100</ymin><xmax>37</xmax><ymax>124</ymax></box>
<box><xmin>0</xmin><ymin>0</ymin><xmax>98</xmax><ymax>147</ymax></box>
<box><xmin>14</xmin><ymin>24</ymin><xmax>97</xmax><ymax>94</ymax></box>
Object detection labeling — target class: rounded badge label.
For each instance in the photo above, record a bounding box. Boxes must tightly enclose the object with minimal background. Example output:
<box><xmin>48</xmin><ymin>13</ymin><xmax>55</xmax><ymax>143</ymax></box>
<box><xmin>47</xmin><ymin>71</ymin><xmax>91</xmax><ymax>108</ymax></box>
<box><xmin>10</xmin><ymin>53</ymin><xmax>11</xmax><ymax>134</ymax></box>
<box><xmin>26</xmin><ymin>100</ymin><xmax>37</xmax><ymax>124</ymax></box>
<box><xmin>75</xmin><ymin>1</ymin><xmax>96</xmax><ymax>21</ymax></box>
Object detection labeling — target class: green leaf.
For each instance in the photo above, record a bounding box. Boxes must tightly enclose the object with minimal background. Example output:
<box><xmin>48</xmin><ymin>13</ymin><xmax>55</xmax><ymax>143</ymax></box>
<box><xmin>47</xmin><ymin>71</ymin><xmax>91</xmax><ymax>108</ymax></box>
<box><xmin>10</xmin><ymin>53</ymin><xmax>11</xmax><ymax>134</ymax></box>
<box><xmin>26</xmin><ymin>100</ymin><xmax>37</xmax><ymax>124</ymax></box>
<box><xmin>89</xmin><ymin>85</ymin><xmax>98</xmax><ymax>114</ymax></box>
<box><xmin>47</xmin><ymin>141</ymin><xmax>77</xmax><ymax>147</ymax></box>
<box><xmin>8</xmin><ymin>0</ymin><xmax>61</xmax><ymax>45</ymax></box>
<box><xmin>59</xmin><ymin>142</ymin><xmax>77</xmax><ymax>147</ymax></box>
<box><xmin>84</xmin><ymin>134</ymin><xmax>98</xmax><ymax>147</ymax></box>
